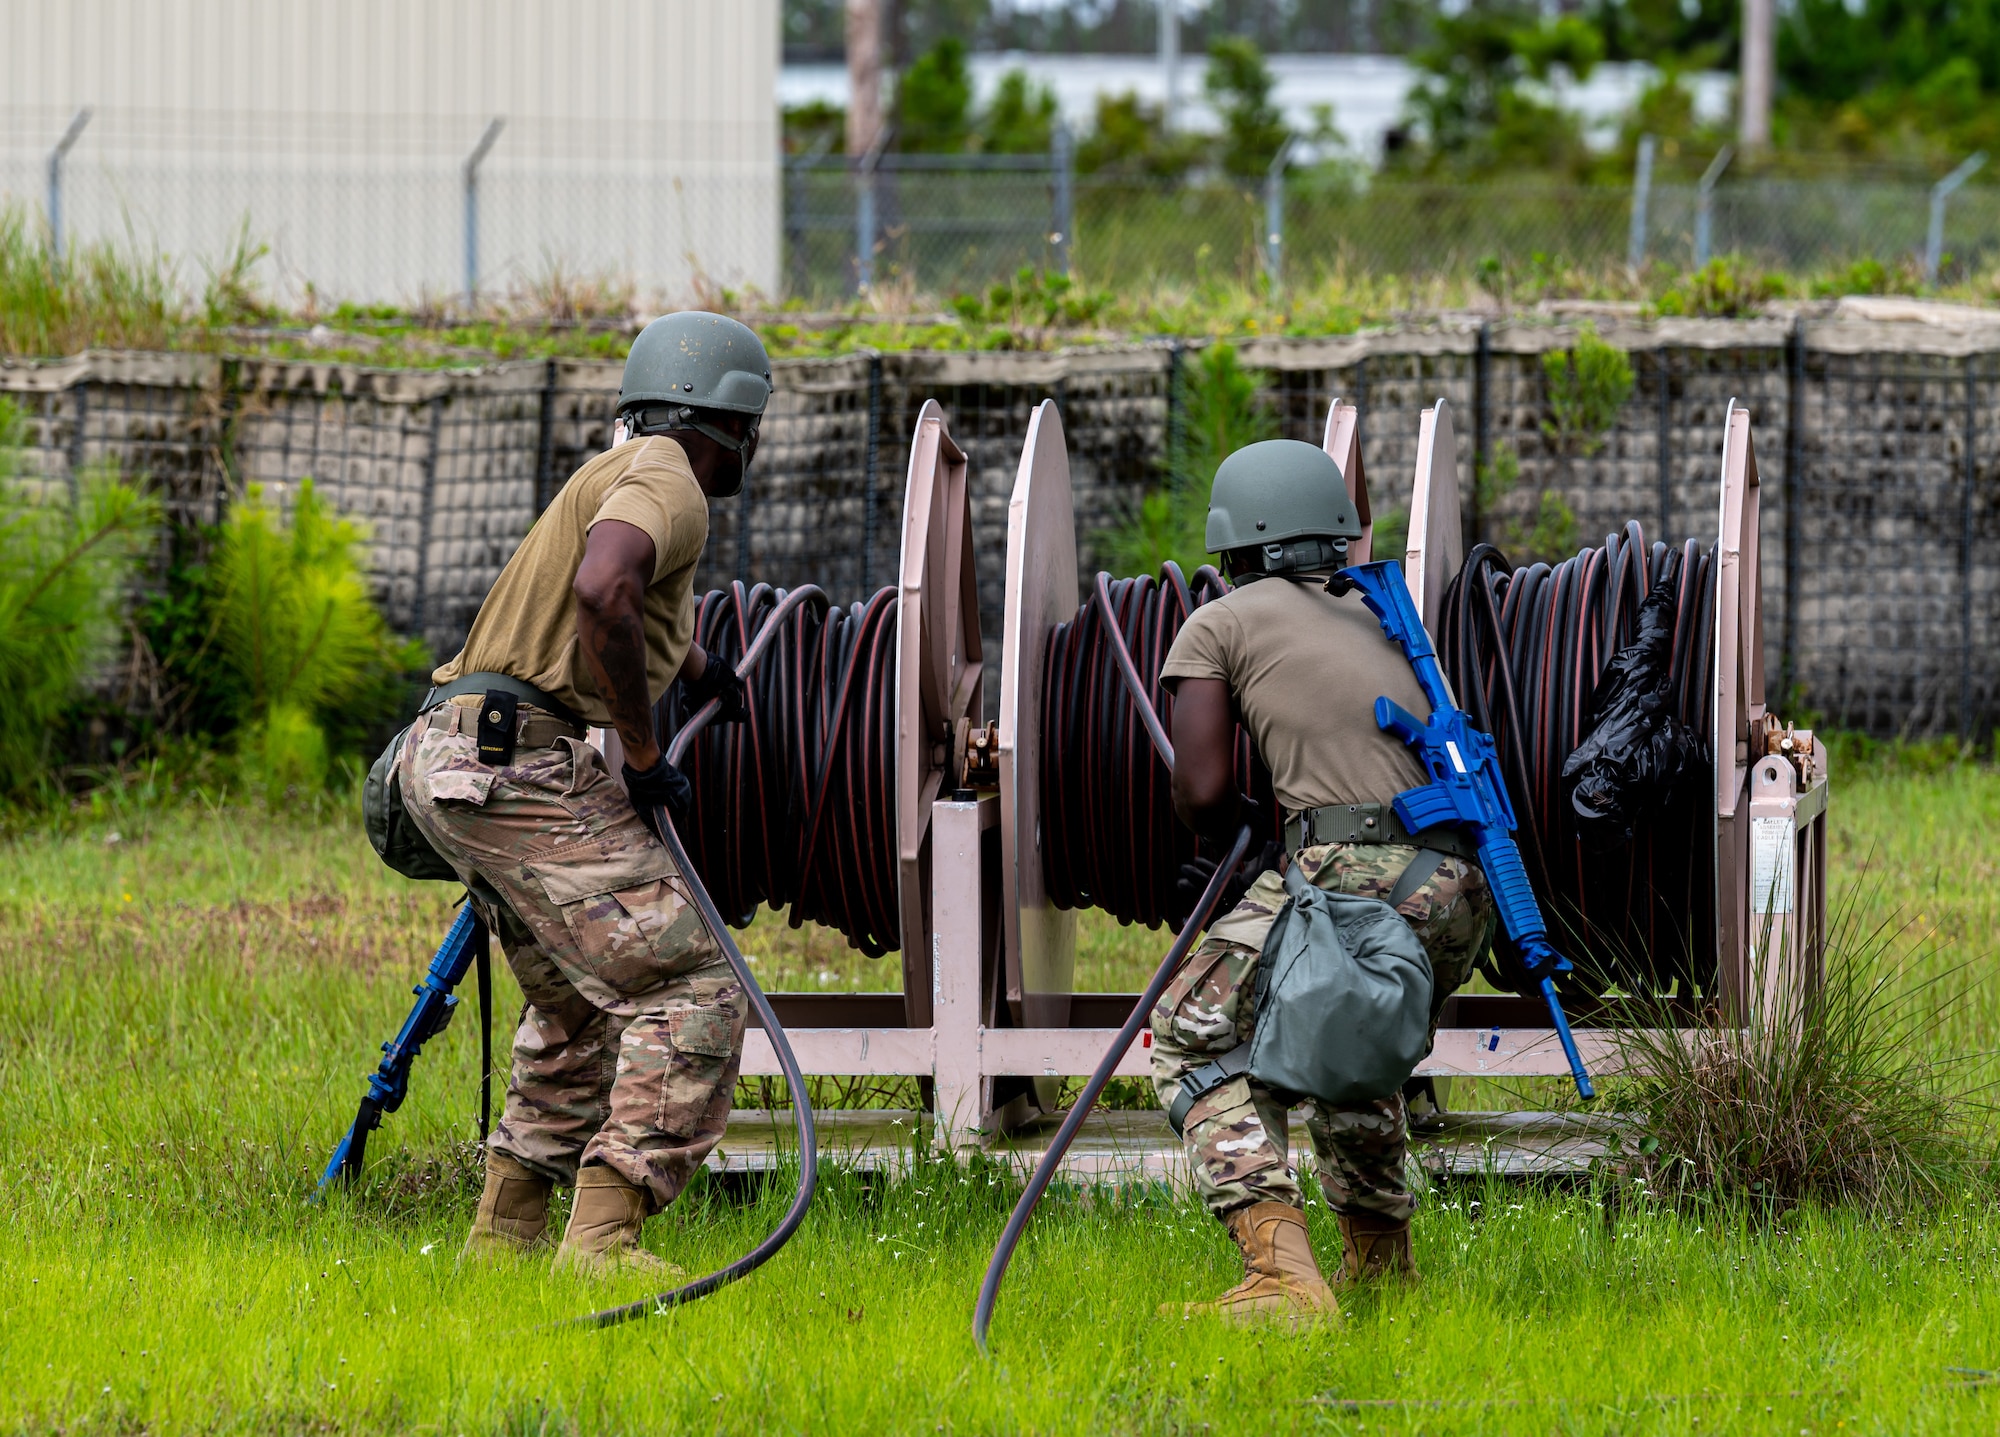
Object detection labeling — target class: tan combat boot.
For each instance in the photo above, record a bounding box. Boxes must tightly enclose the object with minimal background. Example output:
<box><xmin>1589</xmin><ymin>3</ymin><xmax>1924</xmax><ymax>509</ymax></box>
<box><xmin>1167</xmin><ymin>1201</ymin><xmax>1340</xmax><ymax>1327</ymax></box>
<box><xmin>1335</xmin><ymin>1211</ymin><xmax>1420</xmax><ymax>1286</ymax></box>
<box><xmin>462</xmin><ymin>1152</ymin><xmax>554</xmax><ymax>1258</ymax></box>
<box><xmin>553</xmin><ymin>1164</ymin><xmax>678</xmax><ymax>1276</ymax></box>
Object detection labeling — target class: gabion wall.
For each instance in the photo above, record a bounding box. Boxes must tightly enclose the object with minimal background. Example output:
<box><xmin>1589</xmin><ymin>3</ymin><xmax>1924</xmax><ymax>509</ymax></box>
<box><xmin>5</xmin><ymin>308</ymin><xmax>1997</xmax><ymax>741</ymax></box>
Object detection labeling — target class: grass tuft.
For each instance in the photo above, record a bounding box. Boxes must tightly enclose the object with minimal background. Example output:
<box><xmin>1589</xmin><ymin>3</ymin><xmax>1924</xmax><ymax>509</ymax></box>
<box><xmin>1616</xmin><ymin>882</ymin><xmax>1991</xmax><ymax>1214</ymax></box>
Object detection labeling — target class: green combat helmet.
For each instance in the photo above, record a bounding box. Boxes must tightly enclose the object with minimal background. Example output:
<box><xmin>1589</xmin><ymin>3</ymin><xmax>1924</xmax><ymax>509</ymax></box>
<box><xmin>618</xmin><ymin>311</ymin><xmax>774</xmax><ymax>497</ymax></box>
<box><xmin>1205</xmin><ymin>439</ymin><xmax>1363</xmax><ymax>580</ymax></box>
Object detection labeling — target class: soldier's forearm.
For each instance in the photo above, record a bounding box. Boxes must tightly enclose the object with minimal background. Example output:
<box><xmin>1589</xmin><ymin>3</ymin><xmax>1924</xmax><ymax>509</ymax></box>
<box><xmin>577</xmin><ymin>601</ymin><xmax>661</xmax><ymax>769</ymax></box>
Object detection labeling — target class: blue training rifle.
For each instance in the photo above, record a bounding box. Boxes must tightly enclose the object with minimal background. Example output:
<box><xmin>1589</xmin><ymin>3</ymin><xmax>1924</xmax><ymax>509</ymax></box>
<box><xmin>1332</xmin><ymin>559</ymin><xmax>1595</xmax><ymax>1101</ymax></box>
<box><xmin>315</xmin><ymin>900</ymin><xmax>488</xmax><ymax>1196</ymax></box>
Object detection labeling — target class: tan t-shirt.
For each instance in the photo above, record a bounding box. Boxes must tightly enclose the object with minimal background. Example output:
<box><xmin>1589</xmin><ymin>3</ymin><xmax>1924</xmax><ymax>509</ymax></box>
<box><xmin>432</xmin><ymin>436</ymin><xmax>708</xmax><ymax>724</ymax></box>
<box><xmin>1160</xmin><ymin>575</ymin><xmax>1430</xmax><ymax>816</ymax></box>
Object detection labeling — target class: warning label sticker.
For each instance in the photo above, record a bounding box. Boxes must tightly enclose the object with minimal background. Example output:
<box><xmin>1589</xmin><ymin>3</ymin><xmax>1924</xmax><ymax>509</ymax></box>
<box><xmin>1750</xmin><ymin>816</ymin><xmax>1795</xmax><ymax>915</ymax></box>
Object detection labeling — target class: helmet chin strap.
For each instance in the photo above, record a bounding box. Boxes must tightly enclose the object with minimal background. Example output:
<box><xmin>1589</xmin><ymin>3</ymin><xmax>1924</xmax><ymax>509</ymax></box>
<box><xmin>626</xmin><ymin>404</ymin><xmax>761</xmax><ymax>496</ymax></box>
<box><xmin>679</xmin><ymin>411</ymin><xmax>759</xmax><ymax>458</ymax></box>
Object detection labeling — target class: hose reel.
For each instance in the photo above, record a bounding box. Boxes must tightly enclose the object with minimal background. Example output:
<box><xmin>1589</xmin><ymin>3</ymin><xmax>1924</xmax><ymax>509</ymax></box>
<box><xmin>645</xmin><ymin>386</ymin><xmax>1829</xmax><ymax>1138</ymax></box>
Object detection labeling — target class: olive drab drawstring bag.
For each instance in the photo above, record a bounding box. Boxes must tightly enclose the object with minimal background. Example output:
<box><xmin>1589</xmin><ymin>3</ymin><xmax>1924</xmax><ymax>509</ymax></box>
<box><xmin>1167</xmin><ymin>863</ymin><xmax>1435</xmax><ymax>1137</ymax></box>
<box><xmin>1250</xmin><ymin>863</ymin><xmax>1434</xmax><ymax>1105</ymax></box>
<box><xmin>363</xmin><ymin>725</ymin><xmax>460</xmax><ymax>881</ymax></box>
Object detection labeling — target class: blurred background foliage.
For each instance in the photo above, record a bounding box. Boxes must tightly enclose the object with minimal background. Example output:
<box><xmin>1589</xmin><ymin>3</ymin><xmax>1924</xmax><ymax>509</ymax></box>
<box><xmin>0</xmin><ymin>398</ymin><xmax>427</xmax><ymax>812</ymax></box>
<box><xmin>783</xmin><ymin>0</ymin><xmax>2000</xmax><ymax>175</ymax></box>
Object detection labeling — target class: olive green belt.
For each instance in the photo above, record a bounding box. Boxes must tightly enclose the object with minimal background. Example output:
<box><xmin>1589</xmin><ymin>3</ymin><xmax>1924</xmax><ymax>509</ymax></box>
<box><xmin>1283</xmin><ymin>801</ymin><xmax>1477</xmax><ymax>865</ymax></box>
<box><xmin>422</xmin><ymin>696</ymin><xmax>584</xmax><ymax>752</ymax></box>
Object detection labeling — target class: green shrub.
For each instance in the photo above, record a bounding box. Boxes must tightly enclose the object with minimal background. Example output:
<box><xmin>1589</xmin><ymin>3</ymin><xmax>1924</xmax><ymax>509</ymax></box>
<box><xmin>1074</xmin><ymin>92</ymin><xmax>1205</xmax><ymax>179</ymax></box>
<box><xmin>978</xmin><ymin>70</ymin><xmax>1058</xmax><ymax>156</ymax></box>
<box><xmin>205</xmin><ymin>480</ymin><xmax>426</xmax><ymax>796</ymax></box>
<box><xmin>242</xmin><ymin>701</ymin><xmax>332</xmax><ymax>801</ymax></box>
<box><xmin>1205</xmin><ymin>37</ymin><xmax>1289</xmax><ymax>179</ymax></box>
<box><xmin>1104</xmin><ymin>342</ymin><xmax>1277</xmax><ymax>577</ymax></box>
<box><xmin>947</xmin><ymin>267</ymin><xmax>1112</xmax><ymax>347</ymax></box>
<box><xmin>1474</xmin><ymin>440</ymin><xmax>1580</xmax><ymax>565</ymax></box>
<box><xmin>1542</xmin><ymin>324</ymin><xmax>1634</xmax><ymax>456</ymax></box>
<box><xmin>0</xmin><ymin>398</ymin><xmax>160</xmax><ymax>799</ymax></box>
<box><xmin>895</xmin><ymin>38</ymin><xmax>973</xmax><ymax>154</ymax></box>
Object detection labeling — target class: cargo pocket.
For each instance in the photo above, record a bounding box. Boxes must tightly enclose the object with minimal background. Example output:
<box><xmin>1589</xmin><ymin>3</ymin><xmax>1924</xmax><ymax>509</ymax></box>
<box><xmin>653</xmin><ymin>977</ymin><xmax>747</xmax><ymax>1136</ymax></box>
<box><xmin>413</xmin><ymin>728</ymin><xmax>497</xmax><ymax>808</ymax></box>
<box><xmin>671</xmin><ymin>1005</ymin><xmax>739</xmax><ymax>1058</ymax></box>
<box><xmin>1152</xmin><ymin>941</ymin><xmax>1256</xmax><ymax>1055</ymax></box>
<box><xmin>1183</xmin><ymin>1074</ymin><xmax>1288</xmax><ymax>1188</ymax></box>
<box><xmin>525</xmin><ymin>848</ymin><xmax>715</xmax><ymax>994</ymax></box>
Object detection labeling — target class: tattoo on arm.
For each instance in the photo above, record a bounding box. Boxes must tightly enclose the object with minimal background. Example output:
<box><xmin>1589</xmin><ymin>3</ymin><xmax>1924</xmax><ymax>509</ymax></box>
<box><xmin>574</xmin><ymin>518</ymin><xmax>663</xmax><ymax>769</ymax></box>
<box><xmin>581</xmin><ymin>607</ymin><xmax>659</xmax><ymax>767</ymax></box>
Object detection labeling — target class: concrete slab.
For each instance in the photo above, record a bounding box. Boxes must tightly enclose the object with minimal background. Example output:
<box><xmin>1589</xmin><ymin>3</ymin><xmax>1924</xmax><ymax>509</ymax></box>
<box><xmin>707</xmin><ymin>1107</ymin><xmax>1635</xmax><ymax>1185</ymax></box>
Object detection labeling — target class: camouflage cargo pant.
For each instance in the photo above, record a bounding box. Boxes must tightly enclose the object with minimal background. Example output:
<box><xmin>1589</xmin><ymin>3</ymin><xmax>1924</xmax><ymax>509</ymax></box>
<box><xmin>1150</xmin><ymin>842</ymin><xmax>1496</xmax><ymax>1222</ymax></box>
<box><xmin>400</xmin><ymin>705</ymin><xmax>745</xmax><ymax>1214</ymax></box>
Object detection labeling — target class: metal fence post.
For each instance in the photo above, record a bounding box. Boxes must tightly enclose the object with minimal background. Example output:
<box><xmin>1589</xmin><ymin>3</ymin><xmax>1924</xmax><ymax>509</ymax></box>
<box><xmin>1962</xmin><ymin>354</ymin><xmax>1979</xmax><ymax>743</ymax></box>
<box><xmin>413</xmin><ymin>397</ymin><xmax>445</xmax><ymax>643</ymax></box>
<box><xmin>862</xmin><ymin>353</ymin><xmax>883</xmax><ymax>592</ymax></box>
<box><xmin>1263</xmin><ymin>138</ymin><xmax>1292</xmax><ymax>294</ymax></box>
<box><xmin>534</xmin><ymin>359</ymin><xmax>559</xmax><ymax>513</ymax></box>
<box><xmin>1627</xmin><ymin>133</ymin><xmax>1655</xmax><ymax>273</ymax></box>
<box><xmin>46</xmin><ymin>107</ymin><xmax>91</xmax><ymax>259</ymax></box>
<box><xmin>1925</xmin><ymin>152</ymin><xmax>1987</xmax><ymax>286</ymax></box>
<box><xmin>1783</xmin><ymin>319</ymin><xmax>1805</xmax><ymax>709</ymax></box>
<box><xmin>735</xmin><ymin>455</ymin><xmax>755</xmax><ymax>583</ymax></box>
<box><xmin>1354</xmin><ymin>356</ymin><xmax>1370</xmax><ymax>451</ymax></box>
<box><xmin>1694</xmin><ymin>144</ymin><xmax>1733</xmax><ymax>269</ymax></box>
<box><xmin>463</xmin><ymin>117</ymin><xmax>505</xmax><ymax>312</ymax></box>
<box><xmin>785</xmin><ymin>157</ymin><xmax>807</xmax><ymax>298</ymax></box>
<box><xmin>1471</xmin><ymin>322</ymin><xmax>1490</xmax><ymax>548</ymax></box>
<box><xmin>1050</xmin><ymin>122</ymin><xmax>1074</xmax><ymax>274</ymax></box>
<box><xmin>64</xmin><ymin>380</ymin><xmax>89</xmax><ymax>506</ymax></box>
<box><xmin>1655</xmin><ymin>348</ymin><xmax>1673</xmax><ymax>539</ymax></box>
<box><xmin>855</xmin><ymin>130</ymin><xmax>890</xmax><ymax>294</ymax></box>
<box><xmin>1162</xmin><ymin>343</ymin><xmax>1184</xmax><ymax>478</ymax></box>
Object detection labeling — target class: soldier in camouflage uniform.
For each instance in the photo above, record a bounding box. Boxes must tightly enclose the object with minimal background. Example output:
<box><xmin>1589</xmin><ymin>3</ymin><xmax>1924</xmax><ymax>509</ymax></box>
<box><xmin>1152</xmin><ymin>439</ymin><xmax>1497</xmax><ymax>1324</ymax></box>
<box><xmin>402</xmin><ymin>313</ymin><xmax>773</xmax><ymax>1273</ymax></box>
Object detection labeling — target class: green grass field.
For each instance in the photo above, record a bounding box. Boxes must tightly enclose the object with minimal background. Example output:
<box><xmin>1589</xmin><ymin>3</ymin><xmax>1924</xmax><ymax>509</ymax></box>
<box><xmin>0</xmin><ymin>764</ymin><xmax>1995</xmax><ymax>1434</ymax></box>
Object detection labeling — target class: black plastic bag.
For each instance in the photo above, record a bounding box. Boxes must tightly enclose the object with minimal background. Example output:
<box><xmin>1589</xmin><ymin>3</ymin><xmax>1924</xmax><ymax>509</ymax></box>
<box><xmin>1560</xmin><ymin>576</ymin><xmax>1707</xmax><ymax>850</ymax></box>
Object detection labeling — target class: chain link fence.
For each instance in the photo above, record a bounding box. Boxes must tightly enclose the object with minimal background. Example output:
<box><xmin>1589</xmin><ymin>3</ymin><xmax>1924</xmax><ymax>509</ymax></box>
<box><xmin>8</xmin><ymin>107</ymin><xmax>1997</xmax><ymax>305</ymax></box>
<box><xmin>2</xmin><ymin>106</ymin><xmax>779</xmax><ymax>307</ymax></box>
<box><xmin>4</xmin><ymin>311</ymin><xmax>1998</xmax><ymax>741</ymax></box>
<box><xmin>789</xmin><ymin>156</ymin><xmax>2000</xmax><ymax>300</ymax></box>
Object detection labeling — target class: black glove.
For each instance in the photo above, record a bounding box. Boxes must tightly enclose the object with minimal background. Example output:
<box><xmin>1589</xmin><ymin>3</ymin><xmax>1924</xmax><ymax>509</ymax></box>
<box><xmin>623</xmin><ymin>754</ymin><xmax>693</xmax><ymax>837</ymax></box>
<box><xmin>1175</xmin><ymin>838</ymin><xmax>1284</xmax><ymax>931</ymax></box>
<box><xmin>682</xmin><ymin>656</ymin><xmax>748</xmax><ymax>725</ymax></box>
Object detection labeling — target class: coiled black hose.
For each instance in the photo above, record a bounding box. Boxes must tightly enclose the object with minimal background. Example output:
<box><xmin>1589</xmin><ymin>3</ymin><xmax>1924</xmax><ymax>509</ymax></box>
<box><xmin>1040</xmin><ymin>563</ymin><xmax>1278</xmax><ymax>928</ymax></box>
<box><xmin>1439</xmin><ymin>527</ymin><xmax>1716</xmax><ymax>997</ymax></box>
<box><xmin>665</xmin><ymin>565</ymin><xmax>1275</xmax><ymax>951</ymax></box>
<box><xmin>659</xmin><ymin>581</ymin><xmax>903</xmax><ymax>957</ymax></box>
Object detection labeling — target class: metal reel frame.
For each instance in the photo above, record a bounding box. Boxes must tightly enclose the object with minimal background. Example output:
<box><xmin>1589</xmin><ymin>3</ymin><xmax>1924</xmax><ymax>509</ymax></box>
<box><xmin>895</xmin><ymin>398</ymin><xmax>986</xmax><ymax>1026</ymax></box>
<box><xmin>1404</xmin><ymin>397</ymin><xmax>1465</xmax><ymax>638</ymax></box>
<box><xmin>999</xmin><ymin>399</ymin><xmax>1079</xmax><ymax>1034</ymax></box>
<box><xmin>1713</xmin><ymin>400</ymin><xmax>1829</xmax><ymax>1024</ymax></box>
<box><xmin>1321</xmin><ymin>397</ymin><xmax>1374</xmax><ymax>563</ymax></box>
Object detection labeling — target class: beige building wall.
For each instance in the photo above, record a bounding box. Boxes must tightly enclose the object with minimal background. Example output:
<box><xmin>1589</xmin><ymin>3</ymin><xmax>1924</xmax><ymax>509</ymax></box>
<box><xmin>0</xmin><ymin>0</ymin><xmax>780</xmax><ymax>305</ymax></box>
